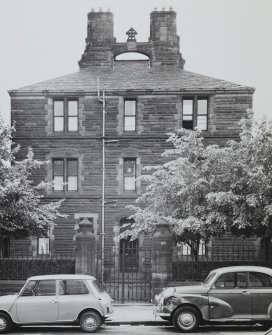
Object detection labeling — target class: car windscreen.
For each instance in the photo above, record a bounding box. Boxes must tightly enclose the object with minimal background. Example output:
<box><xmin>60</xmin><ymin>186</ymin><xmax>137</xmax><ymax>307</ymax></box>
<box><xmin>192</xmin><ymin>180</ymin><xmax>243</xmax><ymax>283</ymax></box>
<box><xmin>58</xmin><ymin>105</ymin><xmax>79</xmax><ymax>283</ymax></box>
<box><xmin>203</xmin><ymin>272</ymin><xmax>217</xmax><ymax>285</ymax></box>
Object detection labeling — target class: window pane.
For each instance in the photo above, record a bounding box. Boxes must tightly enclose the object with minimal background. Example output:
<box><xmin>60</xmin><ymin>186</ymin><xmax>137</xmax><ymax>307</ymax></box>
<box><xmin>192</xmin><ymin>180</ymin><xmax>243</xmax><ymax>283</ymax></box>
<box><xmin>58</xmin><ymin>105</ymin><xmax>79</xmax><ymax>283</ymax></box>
<box><xmin>215</xmin><ymin>275</ymin><xmax>226</xmax><ymax>289</ymax></box>
<box><xmin>38</xmin><ymin>238</ymin><xmax>50</xmax><ymax>255</ymax></box>
<box><xmin>34</xmin><ymin>280</ymin><xmax>56</xmax><ymax>296</ymax></box>
<box><xmin>124</xmin><ymin>176</ymin><xmax>136</xmax><ymax>191</ymax></box>
<box><xmin>124</xmin><ymin>117</ymin><xmax>135</xmax><ymax>131</ymax></box>
<box><xmin>54</xmin><ymin>116</ymin><xmax>64</xmax><ymax>132</ymax></box>
<box><xmin>124</xmin><ymin>159</ymin><xmax>136</xmax><ymax>176</ymax></box>
<box><xmin>54</xmin><ymin>101</ymin><xmax>64</xmax><ymax>116</ymax></box>
<box><xmin>224</xmin><ymin>273</ymin><xmax>235</xmax><ymax>288</ymax></box>
<box><xmin>22</xmin><ymin>281</ymin><xmax>37</xmax><ymax>296</ymax></box>
<box><xmin>68</xmin><ymin>176</ymin><xmax>78</xmax><ymax>191</ymax></box>
<box><xmin>198</xmin><ymin>240</ymin><xmax>205</xmax><ymax>255</ymax></box>
<box><xmin>181</xmin><ymin>243</ymin><xmax>191</xmax><ymax>255</ymax></box>
<box><xmin>53</xmin><ymin>160</ymin><xmax>64</xmax><ymax>176</ymax></box>
<box><xmin>236</xmin><ymin>272</ymin><xmax>247</xmax><ymax>288</ymax></box>
<box><xmin>68</xmin><ymin>100</ymin><xmax>78</xmax><ymax>116</ymax></box>
<box><xmin>249</xmin><ymin>272</ymin><xmax>272</xmax><ymax>288</ymax></box>
<box><xmin>198</xmin><ymin>99</ymin><xmax>208</xmax><ymax>115</ymax></box>
<box><xmin>53</xmin><ymin>176</ymin><xmax>64</xmax><ymax>191</ymax></box>
<box><xmin>68</xmin><ymin>160</ymin><xmax>78</xmax><ymax>176</ymax></box>
<box><xmin>183</xmin><ymin>115</ymin><xmax>193</xmax><ymax>121</ymax></box>
<box><xmin>197</xmin><ymin>115</ymin><xmax>207</xmax><ymax>131</ymax></box>
<box><xmin>182</xmin><ymin>120</ymin><xmax>194</xmax><ymax>130</ymax></box>
<box><xmin>183</xmin><ymin>99</ymin><xmax>193</xmax><ymax>115</ymax></box>
<box><xmin>68</xmin><ymin>116</ymin><xmax>78</xmax><ymax>131</ymax></box>
<box><xmin>59</xmin><ymin>280</ymin><xmax>89</xmax><ymax>295</ymax></box>
<box><xmin>124</xmin><ymin>100</ymin><xmax>136</xmax><ymax>116</ymax></box>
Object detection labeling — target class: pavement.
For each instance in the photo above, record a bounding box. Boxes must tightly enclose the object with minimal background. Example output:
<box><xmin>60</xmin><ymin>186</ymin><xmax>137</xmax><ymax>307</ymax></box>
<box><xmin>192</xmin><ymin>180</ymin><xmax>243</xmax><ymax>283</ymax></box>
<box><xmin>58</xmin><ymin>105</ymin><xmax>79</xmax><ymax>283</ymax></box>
<box><xmin>107</xmin><ymin>304</ymin><xmax>166</xmax><ymax>325</ymax></box>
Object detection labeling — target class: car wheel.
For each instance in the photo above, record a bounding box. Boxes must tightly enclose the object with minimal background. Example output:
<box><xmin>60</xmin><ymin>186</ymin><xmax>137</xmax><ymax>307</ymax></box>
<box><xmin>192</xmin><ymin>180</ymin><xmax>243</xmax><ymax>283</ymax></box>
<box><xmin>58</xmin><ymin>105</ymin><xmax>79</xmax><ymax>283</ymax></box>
<box><xmin>79</xmin><ymin>311</ymin><xmax>102</xmax><ymax>333</ymax></box>
<box><xmin>0</xmin><ymin>312</ymin><xmax>12</xmax><ymax>334</ymax></box>
<box><xmin>173</xmin><ymin>306</ymin><xmax>200</xmax><ymax>332</ymax></box>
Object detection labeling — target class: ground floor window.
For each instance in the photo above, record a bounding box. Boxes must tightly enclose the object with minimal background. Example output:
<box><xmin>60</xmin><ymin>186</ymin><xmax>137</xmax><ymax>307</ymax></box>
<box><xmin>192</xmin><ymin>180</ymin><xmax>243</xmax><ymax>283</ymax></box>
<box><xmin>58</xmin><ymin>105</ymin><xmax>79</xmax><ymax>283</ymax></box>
<box><xmin>119</xmin><ymin>218</ymin><xmax>139</xmax><ymax>272</ymax></box>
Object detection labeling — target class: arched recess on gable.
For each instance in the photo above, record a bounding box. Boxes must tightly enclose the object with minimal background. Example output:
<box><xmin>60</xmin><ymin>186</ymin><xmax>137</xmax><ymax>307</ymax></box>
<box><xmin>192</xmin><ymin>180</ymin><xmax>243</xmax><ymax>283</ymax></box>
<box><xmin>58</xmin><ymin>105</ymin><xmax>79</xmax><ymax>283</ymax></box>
<box><xmin>115</xmin><ymin>51</ymin><xmax>150</xmax><ymax>61</ymax></box>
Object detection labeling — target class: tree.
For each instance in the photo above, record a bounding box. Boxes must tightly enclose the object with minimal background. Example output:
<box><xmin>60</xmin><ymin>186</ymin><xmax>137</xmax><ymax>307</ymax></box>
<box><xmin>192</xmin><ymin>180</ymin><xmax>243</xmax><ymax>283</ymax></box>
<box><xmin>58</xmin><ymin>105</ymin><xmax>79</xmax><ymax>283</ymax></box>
<box><xmin>0</xmin><ymin>120</ymin><xmax>64</xmax><ymax>239</ymax></box>
<box><xmin>124</xmin><ymin>111</ymin><xmax>272</xmax><ymax>260</ymax></box>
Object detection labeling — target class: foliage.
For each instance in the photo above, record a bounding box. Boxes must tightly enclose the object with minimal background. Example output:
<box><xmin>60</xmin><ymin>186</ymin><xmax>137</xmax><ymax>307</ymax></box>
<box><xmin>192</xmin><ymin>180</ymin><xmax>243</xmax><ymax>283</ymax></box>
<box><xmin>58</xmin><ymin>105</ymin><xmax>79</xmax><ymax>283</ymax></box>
<box><xmin>0</xmin><ymin>120</ymin><xmax>64</xmax><ymax>238</ymax></box>
<box><xmin>124</xmin><ymin>111</ymin><xmax>272</xmax><ymax>258</ymax></box>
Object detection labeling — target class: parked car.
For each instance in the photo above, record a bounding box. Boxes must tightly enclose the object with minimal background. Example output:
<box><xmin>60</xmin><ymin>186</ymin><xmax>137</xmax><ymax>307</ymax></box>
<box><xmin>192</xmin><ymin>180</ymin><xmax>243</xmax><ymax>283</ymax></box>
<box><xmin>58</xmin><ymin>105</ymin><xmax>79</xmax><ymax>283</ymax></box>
<box><xmin>0</xmin><ymin>274</ymin><xmax>113</xmax><ymax>333</ymax></box>
<box><xmin>154</xmin><ymin>265</ymin><xmax>272</xmax><ymax>332</ymax></box>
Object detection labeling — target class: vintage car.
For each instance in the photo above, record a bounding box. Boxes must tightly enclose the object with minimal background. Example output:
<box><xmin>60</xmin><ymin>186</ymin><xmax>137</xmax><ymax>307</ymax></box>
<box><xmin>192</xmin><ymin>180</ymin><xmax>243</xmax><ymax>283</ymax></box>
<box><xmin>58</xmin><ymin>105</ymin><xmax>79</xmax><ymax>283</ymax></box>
<box><xmin>154</xmin><ymin>265</ymin><xmax>272</xmax><ymax>332</ymax></box>
<box><xmin>0</xmin><ymin>274</ymin><xmax>113</xmax><ymax>333</ymax></box>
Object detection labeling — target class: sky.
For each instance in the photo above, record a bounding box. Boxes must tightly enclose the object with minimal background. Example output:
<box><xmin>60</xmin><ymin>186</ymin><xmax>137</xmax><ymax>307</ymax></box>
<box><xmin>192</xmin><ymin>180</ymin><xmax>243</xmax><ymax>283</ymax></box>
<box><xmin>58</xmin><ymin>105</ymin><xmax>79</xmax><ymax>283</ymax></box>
<box><xmin>0</xmin><ymin>0</ymin><xmax>272</xmax><ymax>124</ymax></box>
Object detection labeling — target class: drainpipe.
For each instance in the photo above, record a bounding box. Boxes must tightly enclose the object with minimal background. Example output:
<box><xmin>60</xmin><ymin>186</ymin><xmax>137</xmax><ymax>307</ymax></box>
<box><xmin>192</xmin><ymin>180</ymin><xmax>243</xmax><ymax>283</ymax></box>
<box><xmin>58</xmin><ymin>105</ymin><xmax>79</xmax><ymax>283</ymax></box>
<box><xmin>98</xmin><ymin>80</ymin><xmax>106</xmax><ymax>283</ymax></box>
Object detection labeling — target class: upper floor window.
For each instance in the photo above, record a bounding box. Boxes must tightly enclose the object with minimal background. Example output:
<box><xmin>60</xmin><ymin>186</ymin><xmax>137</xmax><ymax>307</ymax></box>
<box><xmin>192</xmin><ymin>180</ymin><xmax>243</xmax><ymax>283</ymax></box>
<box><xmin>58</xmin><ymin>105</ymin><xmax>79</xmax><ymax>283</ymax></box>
<box><xmin>182</xmin><ymin>97</ymin><xmax>208</xmax><ymax>131</ymax></box>
<box><xmin>53</xmin><ymin>99</ymin><xmax>78</xmax><ymax>132</ymax></box>
<box><xmin>124</xmin><ymin>158</ymin><xmax>136</xmax><ymax>191</ymax></box>
<box><xmin>53</xmin><ymin>158</ymin><xmax>78</xmax><ymax>192</ymax></box>
<box><xmin>124</xmin><ymin>100</ymin><xmax>136</xmax><ymax>131</ymax></box>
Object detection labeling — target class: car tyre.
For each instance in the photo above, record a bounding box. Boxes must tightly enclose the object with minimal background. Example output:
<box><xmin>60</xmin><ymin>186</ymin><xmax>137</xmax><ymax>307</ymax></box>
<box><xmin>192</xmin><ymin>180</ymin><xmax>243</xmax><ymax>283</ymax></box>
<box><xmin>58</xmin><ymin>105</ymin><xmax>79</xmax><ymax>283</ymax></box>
<box><xmin>79</xmin><ymin>311</ymin><xmax>102</xmax><ymax>333</ymax></box>
<box><xmin>173</xmin><ymin>306</ymin><xmax>200</xmax><ymax>333</ymax></box>
<box><xmin>0</xmin><ymin>312</ymin><xmax>12</xmax><ymax>334</ymax></box>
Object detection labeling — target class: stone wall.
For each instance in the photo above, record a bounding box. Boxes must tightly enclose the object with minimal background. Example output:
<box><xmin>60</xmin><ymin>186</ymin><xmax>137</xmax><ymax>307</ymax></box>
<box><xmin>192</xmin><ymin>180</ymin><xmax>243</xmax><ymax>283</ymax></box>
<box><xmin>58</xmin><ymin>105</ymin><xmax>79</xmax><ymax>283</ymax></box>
<box><xmin>10</xmin><ymin>91</ymin><xmax>253</xmax><ymax>255</ymax></box>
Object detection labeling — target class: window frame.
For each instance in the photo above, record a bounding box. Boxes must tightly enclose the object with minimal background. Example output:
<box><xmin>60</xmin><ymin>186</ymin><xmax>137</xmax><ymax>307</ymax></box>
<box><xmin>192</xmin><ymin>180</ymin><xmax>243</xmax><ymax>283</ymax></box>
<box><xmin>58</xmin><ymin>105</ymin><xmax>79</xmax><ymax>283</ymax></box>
<box><xmin>124</xmin><ymin>99</ymin><xmax>137</xmax><ymax>132</ymax></box>
<box><xmin>123</xmin><ymin>158</ymin><xmax>137</xmax><ymax>191</ymax></box>
<box><xmin>53</xmin><ymin>98</ymin><xmax>79</xmax><ymax>133</ymax></box>
<box><xmin>52</xmin><ymin>158</ymin><xmax>78</xmax><ymax>192</ymax></box>
<box><xmin>37</xmin><ymin>237</ymin><xmax>50</xmax><ymax>255</ymax></box>
<box><xmin>182</xmin><ymin>96</ymin><xmax>209</xmax><ymax>131</ymax></box>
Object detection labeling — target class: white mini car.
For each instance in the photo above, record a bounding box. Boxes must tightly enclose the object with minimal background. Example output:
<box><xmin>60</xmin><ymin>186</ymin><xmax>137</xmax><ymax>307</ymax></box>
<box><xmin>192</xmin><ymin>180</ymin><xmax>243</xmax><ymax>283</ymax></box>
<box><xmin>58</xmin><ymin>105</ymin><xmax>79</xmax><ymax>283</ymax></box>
<box><xmin>0</xmin><ymin>274</ymin><xmax>113</xmax><ymax>333</ymax></box>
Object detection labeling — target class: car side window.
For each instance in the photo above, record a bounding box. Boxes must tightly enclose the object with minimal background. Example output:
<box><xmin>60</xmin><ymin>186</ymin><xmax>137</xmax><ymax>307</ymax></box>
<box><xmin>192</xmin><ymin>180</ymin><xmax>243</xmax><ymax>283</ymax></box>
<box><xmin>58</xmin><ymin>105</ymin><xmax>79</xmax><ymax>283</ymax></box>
<box><xmin>59</xmin><ymin>280</ymin><xmax>89</xmax><ymax>295</ymax></box>
<box><xmin>236</xmin><ymin>272</ymin><xmax>247</xmax><ymax>288</ymax></box>
<box><xmin>214</xmin><ymin>273</ymin><xmax>235</xmax><ymax>289</ymax></box>
<box><xmin>214</xmin><ymin>272</ymin><xmax>247</xmax><ymax>289</ymax></box>
<box><xmin>34</xmin><ymin>280</ymin><xmax>56</xmax><ymax>296</ymax></box>
<box><xmin>249</xmin><ymin>272</ymin><xmax>272</xmax><ymax>288</ymax></box>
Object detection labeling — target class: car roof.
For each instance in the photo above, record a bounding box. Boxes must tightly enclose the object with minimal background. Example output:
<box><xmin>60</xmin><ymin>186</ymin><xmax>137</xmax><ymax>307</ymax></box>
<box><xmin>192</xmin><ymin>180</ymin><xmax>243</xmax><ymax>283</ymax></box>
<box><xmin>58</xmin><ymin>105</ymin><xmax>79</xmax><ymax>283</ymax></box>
<box><xmin>210</xmin><ymin>265</ymin><xmax>272</xmax><ymax>275</ymax></box>
<box><xmin>27</xmin><ymin>274</ymin><xmax>96</xmax><ymax>281</ymax></box>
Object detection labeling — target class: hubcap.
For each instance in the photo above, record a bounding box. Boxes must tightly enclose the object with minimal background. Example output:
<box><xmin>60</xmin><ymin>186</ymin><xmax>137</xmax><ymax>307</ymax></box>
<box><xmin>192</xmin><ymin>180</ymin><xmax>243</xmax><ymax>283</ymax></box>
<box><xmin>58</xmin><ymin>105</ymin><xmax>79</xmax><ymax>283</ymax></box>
<box><xmin>178</xmin><ymin>312</ymin><xmax>195</xmax><ymax>329</ymax></box>
<box><xmin>84</xmin><ymin>316</ymin><xmax>96</xmax><ymax>329</ymax></box>
<box><xmin>0</xmin><ymin>317</ymin><xmax>7</xmax><ymax>330</ymax></box>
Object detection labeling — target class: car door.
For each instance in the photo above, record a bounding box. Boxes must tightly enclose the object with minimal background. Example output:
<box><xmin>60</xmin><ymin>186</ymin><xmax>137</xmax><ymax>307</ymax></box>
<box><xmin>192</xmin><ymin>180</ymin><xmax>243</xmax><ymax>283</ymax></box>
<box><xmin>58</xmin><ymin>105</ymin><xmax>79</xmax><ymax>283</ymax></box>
<box><xmin>57</xmin><ymin>279</ymin><xmax>101</xmax><ymax>321</ymax></box>
<box><xmin>16</xmin><ymin>280</ymin><xmax>58</xmax><ymax>323</ymax></box>
<box><xmin>248</xmin><ymin>271</ymin><xmax>272</xmax><ymax>320</ymax></box>
<box><xmin>208</xmin><ymin>271</ymin><xmax>251</xmax><ymax>319</ymax></box>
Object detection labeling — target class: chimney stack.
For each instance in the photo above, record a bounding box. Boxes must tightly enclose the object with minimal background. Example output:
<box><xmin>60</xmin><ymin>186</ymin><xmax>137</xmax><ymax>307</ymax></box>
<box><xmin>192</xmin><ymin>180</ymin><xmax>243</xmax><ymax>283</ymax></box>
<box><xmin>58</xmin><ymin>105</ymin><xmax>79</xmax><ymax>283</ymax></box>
<box><xmin>149</xmin><ymin>8</ymin><xmax>185</xmax><ymax>68</ymax></box>
<box><xmin>79</xmin><ymin>10</ymin><xmax>114</xmax><ymax>68</ymax></box>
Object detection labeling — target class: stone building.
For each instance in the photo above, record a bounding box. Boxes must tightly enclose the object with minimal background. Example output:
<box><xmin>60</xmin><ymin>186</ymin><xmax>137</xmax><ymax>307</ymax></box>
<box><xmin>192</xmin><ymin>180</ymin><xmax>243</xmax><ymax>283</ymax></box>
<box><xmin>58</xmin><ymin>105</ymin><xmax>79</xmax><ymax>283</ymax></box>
<box><xmin>7</xmin><ymin>8</ymin><xmax>254</xmax><ymax>262</ymax></box>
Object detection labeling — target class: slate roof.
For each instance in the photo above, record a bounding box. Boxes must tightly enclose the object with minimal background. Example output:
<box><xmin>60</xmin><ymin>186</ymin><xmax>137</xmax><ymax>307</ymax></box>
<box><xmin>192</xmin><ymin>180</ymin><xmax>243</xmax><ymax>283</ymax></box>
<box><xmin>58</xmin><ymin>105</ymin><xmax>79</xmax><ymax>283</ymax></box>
<box><xmin>14</xmin><ymin>60</ymin><xmax>254</xmax><ymax>93</ymax></box>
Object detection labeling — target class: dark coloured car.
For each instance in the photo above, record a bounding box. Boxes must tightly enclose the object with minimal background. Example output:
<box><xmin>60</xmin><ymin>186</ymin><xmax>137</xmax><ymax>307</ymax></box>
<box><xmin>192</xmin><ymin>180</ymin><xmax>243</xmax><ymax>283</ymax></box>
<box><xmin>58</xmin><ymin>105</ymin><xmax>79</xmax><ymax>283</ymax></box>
<box><xmin>154</xmin><ymin>265</ymin><xmax>272</xmax><ymax>332</ymax></box>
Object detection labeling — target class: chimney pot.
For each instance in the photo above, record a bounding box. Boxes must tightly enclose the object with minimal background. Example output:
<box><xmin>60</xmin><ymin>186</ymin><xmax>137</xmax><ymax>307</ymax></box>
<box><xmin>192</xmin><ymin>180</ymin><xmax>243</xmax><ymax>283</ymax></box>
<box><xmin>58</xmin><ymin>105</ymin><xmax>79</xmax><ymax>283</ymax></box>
<box><xmin>99</xmin><ymin>7</ymin><xmax>103</xmax><ymax>12</ymax></box>
<box><xmin>162</xmin><ymin>6</ymin><xmax>166</xmax><ymax>11</ymax></box>
<box><xmin>91</xmin><ymin>7</ymin><xmax>95</xmax><ymax>12</ymax></box>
